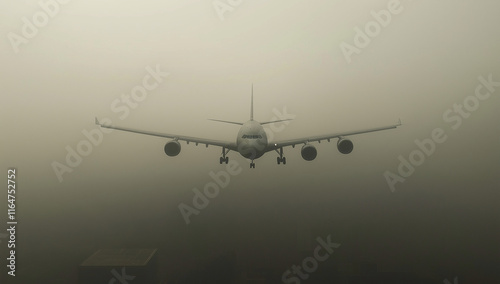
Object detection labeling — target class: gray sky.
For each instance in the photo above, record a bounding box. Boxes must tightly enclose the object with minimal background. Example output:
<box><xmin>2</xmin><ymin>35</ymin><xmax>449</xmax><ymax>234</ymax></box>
<box><xmin>1</xmin><ymin>0</ymin><xmax>500</xmax><ymax>282</ymax></box>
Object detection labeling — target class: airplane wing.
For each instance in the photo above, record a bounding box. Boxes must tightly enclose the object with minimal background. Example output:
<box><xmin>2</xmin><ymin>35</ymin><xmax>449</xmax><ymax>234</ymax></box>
<box><xmin>95</xmin><ymin>118</ymin><xmax>238</xmax><ymax>151</ymax></box>
<box><xmin>265</xmin><ymin>119</ymin><xmax>401</xmax><ymax>152</ymax></box>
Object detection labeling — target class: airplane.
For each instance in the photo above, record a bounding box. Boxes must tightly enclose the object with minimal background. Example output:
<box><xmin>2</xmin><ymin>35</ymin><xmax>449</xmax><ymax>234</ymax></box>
<box><xmin>95</xmin><ymin>86</ymin><xmax>401</xmax><ymax>168</ymax></box>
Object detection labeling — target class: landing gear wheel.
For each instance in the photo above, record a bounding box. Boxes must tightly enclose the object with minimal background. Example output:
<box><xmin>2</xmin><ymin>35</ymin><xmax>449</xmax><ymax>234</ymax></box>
<box><xmin>250</xmin><ymin>162</ymin><xmax>255</xmax><ymax>168</ymax></box>
<box><xmin>277</xmin><ymin>156</ymin><xmax>287</xmax><ymax>165</ymax></box>
<box><xmin>220</xmin><ymin>148</ymin><xmax>229</xmax><ymax>164</ymax></box>
<box><xmin>276</xmin><ymin>147</ymin><xmax>286</xmax><ymax>165</ymax></box>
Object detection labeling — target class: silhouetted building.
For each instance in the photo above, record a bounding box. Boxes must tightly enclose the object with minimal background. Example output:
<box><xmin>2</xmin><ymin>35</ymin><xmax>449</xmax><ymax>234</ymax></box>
<box><xmin>79</xmin><ymin>248</ymin><xmax>159</xmax><ymax>284</ymax></box>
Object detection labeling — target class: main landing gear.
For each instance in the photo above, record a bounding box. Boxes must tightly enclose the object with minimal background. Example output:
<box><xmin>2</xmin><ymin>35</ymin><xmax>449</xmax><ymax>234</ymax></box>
<box><xmin>276</xmin><ymin>147</ymin><xmax>286</xmax><ymax>165</ymax></box>
<box><xmin>219</xmin><ymin>147</ymin><xmax>229</xmax><ymax>164</ymax></box>
<box><xmin>250</xmin><ymin>161</ymin><xmax>255</xmax><ymax>168</ymax></box>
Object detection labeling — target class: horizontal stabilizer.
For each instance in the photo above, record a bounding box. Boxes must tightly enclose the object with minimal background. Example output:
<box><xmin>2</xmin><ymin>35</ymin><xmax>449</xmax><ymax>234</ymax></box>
<box><xmin>208</xmin><ymin>119</ymin><xmax>243</xmax><ymax>125</ymax></box>
<box><xmin>260</xmin><ymin>118</ymin><xmax>294</xmax><ymax>125</ymax></box>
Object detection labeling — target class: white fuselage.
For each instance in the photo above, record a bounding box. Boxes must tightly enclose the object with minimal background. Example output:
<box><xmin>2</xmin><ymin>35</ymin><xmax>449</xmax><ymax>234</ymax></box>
<box><xmin>236</xmin><ymin>120</ymin><xmax>268</xmax><ymax>160</ymax></box>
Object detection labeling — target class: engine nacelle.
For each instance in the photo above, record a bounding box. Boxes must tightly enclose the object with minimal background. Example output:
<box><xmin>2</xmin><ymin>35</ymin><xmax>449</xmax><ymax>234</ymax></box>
<box><xmin>301</xmin><ymin>144</ymin><xmax>317</xmax><ymax>161</ymax></box>
<box><xmin>164</xmin><ymin>140</ymin><xmax>181</xmax><ymax>156</ymax></box>
<box><xmin>337</xmin><ymin>138</ymin><xmax>353</xmax><ymax>154</ymax></box>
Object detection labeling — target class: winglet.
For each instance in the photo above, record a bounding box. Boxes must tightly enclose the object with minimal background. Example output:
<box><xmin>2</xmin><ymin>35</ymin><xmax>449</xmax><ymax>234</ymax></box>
<box><xmin>397</xmin><ymin>118</ymin><xmax>402</xmax><ymax>125</ymax></box>
<box><xmin>95</xmin><ymin>117</ymin><xmax>100</xmax><ymax>125</ymax></box>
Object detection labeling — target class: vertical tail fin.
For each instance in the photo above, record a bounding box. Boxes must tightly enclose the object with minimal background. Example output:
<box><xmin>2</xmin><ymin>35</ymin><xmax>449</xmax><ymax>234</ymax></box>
<box><xmin>250</xmin><ymin>84</ymin><xmax>254</xmax><ymax>121</ymax></box>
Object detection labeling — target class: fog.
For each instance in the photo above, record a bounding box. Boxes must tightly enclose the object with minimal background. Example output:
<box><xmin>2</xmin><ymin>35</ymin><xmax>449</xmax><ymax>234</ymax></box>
<box><xmin>1</xmin><ymin>0</ymin><xmax>500</xmax><ymax>283</ymax></box>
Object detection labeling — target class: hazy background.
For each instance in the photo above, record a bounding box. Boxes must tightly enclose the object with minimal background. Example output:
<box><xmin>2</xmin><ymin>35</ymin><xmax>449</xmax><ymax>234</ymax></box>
<box><xmin>1</xmin><ymin>0</ymin><xmax>499</xmax><ymax>283</ymax></box>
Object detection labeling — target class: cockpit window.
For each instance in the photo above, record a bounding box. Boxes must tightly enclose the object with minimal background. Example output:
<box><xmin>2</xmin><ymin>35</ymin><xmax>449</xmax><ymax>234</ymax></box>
<box><xmin>242</xmin><ymin>134</ymin><xmax>263</xmax><ymax>139</ymax></box>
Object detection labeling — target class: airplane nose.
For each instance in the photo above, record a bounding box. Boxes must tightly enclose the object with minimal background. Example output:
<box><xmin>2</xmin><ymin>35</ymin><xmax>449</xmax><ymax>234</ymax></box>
<box><xmin>238</xmin><ymin>140</ymin><xmax>265</xmax><ymax>159</ymax></box>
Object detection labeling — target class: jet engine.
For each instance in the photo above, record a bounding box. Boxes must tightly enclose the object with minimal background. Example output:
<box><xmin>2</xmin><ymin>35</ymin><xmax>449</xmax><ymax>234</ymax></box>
<box><xmin>301</xmin><ymin>144</ymin><xmax>317</xmax><ymax>161</ymax></box>
<box><xmin>164</xmin><ymin>140</ymin><xmax>181</xmax><ymax>156</ymax></box>
<box><xmin>337</xmin><ymin>138</ymin><xmax>353</xmax><ymax>154</ymax></box>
